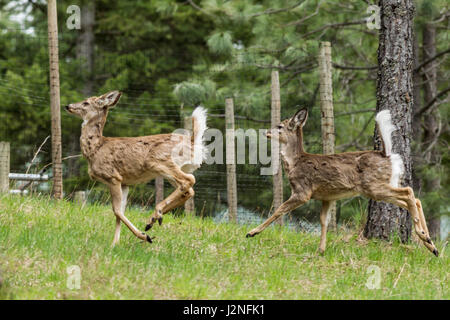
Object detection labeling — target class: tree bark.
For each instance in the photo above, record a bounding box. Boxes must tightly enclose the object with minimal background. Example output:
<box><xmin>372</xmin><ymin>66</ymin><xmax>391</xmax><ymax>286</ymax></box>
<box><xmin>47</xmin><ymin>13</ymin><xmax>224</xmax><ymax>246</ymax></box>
<box><xmin>364</xmin><ymin>0</ymin><xmax>415</xmax><ymax>243</ymax></box>
<box><xmin>69</xmin><ymin>2</ymin><xmax>96</xmax><ymax>178</ymax></box>
<box><xmin>318</xmin><ymin>41</ymin><xmax>337</xmax><ymax>231</ymax></box>
<box><xmin>421</xmin><ymin>23</ymin><xmax>441</xmax><ymax>240</ymax></box>
<box><xmin>77</xmin><ymin>2</ymin><xmax>95</xmax><ymax>97</ymax></box>
<box><xmin>184</xmin><ymin>116</ymin><xmax>195</xmax><ymax>215</ymax></box>
<box><xmin>47</xmin><ymin>0</ymin><xmax>63</xmax><ymax>199</ymax></box>
<box><xmin>411</xmin><ymin>32</ymin><xmax>421</xmax><ymax>192</ymax></box>
<box><xmin>271</xmin><ymin>70</ymin><xmax>284</xmax><ymax>225</ymax></box>
<box><xmin>225</xmin><ymin>98</ymin><xmax>237</xmax><ymax>222</ymax></box>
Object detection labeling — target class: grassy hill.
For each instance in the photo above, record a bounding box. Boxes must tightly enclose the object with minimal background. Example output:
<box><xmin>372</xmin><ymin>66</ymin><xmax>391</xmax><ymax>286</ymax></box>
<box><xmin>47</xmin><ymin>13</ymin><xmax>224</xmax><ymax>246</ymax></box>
<box><xmin>0</xmin><ymin>195</ymin><xmax>448</xmax><ymax>300</ymax></box>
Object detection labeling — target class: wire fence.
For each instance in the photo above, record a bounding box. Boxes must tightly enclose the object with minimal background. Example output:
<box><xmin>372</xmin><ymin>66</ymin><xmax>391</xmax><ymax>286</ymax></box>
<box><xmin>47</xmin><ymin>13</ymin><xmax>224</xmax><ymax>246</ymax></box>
<box><xmin>0</xmin><ymin>27</ymin><xmax>375</xmax><ymax>233</ymax></box>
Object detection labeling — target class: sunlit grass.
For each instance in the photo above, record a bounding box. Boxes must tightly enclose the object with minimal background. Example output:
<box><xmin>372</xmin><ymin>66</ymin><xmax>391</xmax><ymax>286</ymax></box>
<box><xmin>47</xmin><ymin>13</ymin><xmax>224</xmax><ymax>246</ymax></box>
<box><xmin>0</xmin><ymin>194</ymin><xmax>448</xmax><ymax>300</ymax></box>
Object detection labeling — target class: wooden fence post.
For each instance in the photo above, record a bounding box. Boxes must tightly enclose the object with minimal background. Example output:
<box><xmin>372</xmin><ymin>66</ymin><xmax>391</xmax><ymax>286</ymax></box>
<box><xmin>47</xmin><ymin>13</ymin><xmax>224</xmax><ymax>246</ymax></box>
<box><xmin>184</xmin><ymin>116</ymin><xmax>195</xmax><ymax>215</ymax></box>
<box><xmin>0</xmin><ymin>142</ymin><xmax>10</xmax><ymax>193</ymax></box>
<box><xmin>225</xmin><ymin>98</ymin><xmax>238</xmax><ymax>222</ymax></box>
<box><xmin>47</xmin><ymin>0</ymin><xmax>63</xmax><ymax>199</ymax></box>
<box><xmin>74</xmin><ymin>191</ymin><xmax>86</xmax><ymax>206</ymax></box>
<box><xmin>155</xmin><ymin>177</ymin><xmax>164</xmax><ymax>205</ymax></box>
<box><xmin>319</xmin><ymin>41</ymin><xmax>337</xmax><ymax>231</ymax></box>
<box><xmin>271</xmin><ymin>70</ymin><xmax>284</xmax><ymax>225</ymax></box>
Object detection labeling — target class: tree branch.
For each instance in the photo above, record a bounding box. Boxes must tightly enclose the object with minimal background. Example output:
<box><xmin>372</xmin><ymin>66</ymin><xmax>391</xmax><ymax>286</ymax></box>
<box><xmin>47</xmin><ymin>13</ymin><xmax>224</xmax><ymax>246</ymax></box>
<box><xmin>414</xmin><ymin>48</ymin><xmax>450</xmax><ymax>73</ymax></box>
<box><xmin>332</xmin><ymin>63</ymin><xmax>377</xmax><ymax>70</ymax></box>
<box><xmin>336</xmin><ymin>113</ymin><xmax>375</xmax><ymax>151</ymax></box>
<box><xmin>249</xmin><ymin>1</ymin><xmax>305</xmax><ymax>18</ymax></box>
<box><xmin>302</xmin><ymin>20</ymin><xmax>366</xmax><ymax>38</ymax></box>
<box><xmin>429</xmin><ymin>10</ymin><xmax>450</xmax><ymax>24</ymax></box>
<box><xmin>20</xmin><ymin>154</ymin><xmax>83</xmax><ymax>191</ymax></box>
<box><xmin>187</xmin><ymin>0</ymin><xmax>218</xmax><ymax>18</ymax></box>
<box><xmin>25</xmin><ymin>135</ymin><xmax>50</xmax><ymax>175</ymax></box>
<box><xmin>416</xmin><ymin>87</ymin><xmax>450</xmax><ymax>116</ymax></box>
<box><xmin>336</xmin><ymin>108</ymin><xmax>376</xmax><ymax>117</ymax></box>
<box><xmin>283</xmin><ymin>0</ymin><xmax>323</xmax><ymax>27</ymax></box>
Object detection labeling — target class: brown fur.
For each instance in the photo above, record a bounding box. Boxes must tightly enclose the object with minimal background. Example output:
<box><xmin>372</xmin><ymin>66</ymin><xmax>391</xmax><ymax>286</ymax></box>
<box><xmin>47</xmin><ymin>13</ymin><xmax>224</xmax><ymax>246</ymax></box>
<box><xmin>246</xmin><ymin>108</ymin><xmax>438</xmax><ymax>256</ymax></box>
<box><xmin>66</xmin><ymin>91</ymin><xmax>201</xmax><ymax>245</ymax></box>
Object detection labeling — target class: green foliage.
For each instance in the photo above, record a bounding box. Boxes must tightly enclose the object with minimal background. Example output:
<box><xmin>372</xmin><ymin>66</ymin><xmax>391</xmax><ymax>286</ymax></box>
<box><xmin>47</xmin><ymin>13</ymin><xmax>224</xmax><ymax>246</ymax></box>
<box><xmin>173</xmin><ymin>79</ymin><xmax>216</xmax><ymax>106</ymax></box>
<box><xmin>207</xmin><ymin>31</ymin><xmax>233</xmax><ymax>56</ymax></box>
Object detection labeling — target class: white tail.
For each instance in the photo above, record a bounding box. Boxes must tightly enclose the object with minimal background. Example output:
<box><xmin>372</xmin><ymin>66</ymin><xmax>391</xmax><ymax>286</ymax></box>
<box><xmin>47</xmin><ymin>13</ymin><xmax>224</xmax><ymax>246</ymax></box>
<box><xmin>375</xmin><ymin>110</ymin><xmax>395</xmax><ymax>157</ymax></box>
<box><xmin>192</xmin><ymin>106</ymin><xmax>208</xmax><ymax>165</ymax></box>
<box><xmin>390</xmin><ymin>153</ymin><xmax>404</xmax><ymax>188</ymax></box>
<box><xmin>375</xmin><ymin>110</ymin><xmax>404</xmax><ymax>187</ymax></box>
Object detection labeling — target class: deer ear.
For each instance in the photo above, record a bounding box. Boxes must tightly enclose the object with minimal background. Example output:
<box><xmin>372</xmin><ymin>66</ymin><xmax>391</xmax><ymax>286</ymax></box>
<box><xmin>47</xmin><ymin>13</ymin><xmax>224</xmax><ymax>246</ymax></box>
<box><xmin>98</xmin><ymin>91</ymin><xmax>122</xmax><ymax>108</ymax></box>
<box><xmin>289</xmin><ymin>107</ymin><xmax>308</xmax><ymax>129</ymax></box>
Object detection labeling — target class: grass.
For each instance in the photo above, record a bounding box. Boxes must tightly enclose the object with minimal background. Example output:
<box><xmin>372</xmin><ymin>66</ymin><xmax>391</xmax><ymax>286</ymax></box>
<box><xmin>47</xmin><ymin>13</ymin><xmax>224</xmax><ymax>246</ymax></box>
<box><xmin>0</xmin><ymin>194</ymin><xmax>448</xmax><ymax>300</ymax></box>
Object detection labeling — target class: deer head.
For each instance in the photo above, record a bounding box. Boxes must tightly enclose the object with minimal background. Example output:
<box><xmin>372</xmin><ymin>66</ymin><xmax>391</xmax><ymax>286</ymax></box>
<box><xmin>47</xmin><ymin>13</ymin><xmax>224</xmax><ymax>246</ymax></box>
<box><xmin>266</xmin><ymin>107</ymin><xmax>308</xmax><ymax>145</ymax></box>
<box><xmin>65</xmin><ymin>91</ymin><xmax>122</xmax><ymax>122</ymax></box>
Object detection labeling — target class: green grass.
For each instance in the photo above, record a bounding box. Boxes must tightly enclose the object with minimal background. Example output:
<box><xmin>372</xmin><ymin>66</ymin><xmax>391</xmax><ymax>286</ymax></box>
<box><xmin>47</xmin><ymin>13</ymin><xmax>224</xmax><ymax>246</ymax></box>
<box><xmin>0</xmin><ymin>194</ymin><xmax>448</xmax><ymax>300</ymax></box>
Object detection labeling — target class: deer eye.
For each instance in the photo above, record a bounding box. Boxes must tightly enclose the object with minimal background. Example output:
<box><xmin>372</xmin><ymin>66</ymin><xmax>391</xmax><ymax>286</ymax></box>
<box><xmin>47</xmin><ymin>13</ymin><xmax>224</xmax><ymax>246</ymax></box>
<box><xmin>277</xmin><ymin>125</ymin><xmax>283</xmax><ymax>129</ymax></box>
<box><xmin>82</xmin><ymin>102</ymin><xmax>89</xmax><ymax>106</ymax></box>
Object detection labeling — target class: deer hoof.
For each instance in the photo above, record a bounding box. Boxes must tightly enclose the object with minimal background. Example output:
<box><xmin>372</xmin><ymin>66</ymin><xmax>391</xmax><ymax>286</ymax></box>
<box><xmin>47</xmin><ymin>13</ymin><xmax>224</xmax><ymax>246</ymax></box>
<box><xmin>146</xmin><ymin>235</ymin><xmax>153</xmax><ymax>243</ymax></box>
<box><xmin>158</xmin><ymin>217</ymin><xmax>163</xmax><ymax>226</ymax></box>
<box><xmin>246</xmin><ymin>233</ymin><xmax>254</xmax><ymax>238</ymax></box>
<box><xmin>145</xmin><ymin>224</ymin><xmax>152</xmax><ymax>231</ymax></box>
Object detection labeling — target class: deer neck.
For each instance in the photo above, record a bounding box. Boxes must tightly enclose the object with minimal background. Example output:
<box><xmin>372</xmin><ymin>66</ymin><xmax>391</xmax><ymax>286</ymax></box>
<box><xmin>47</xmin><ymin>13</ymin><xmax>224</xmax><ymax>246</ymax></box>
<box><xmin>280</xmin><ymin>127</ymin><xmax>305</xmax><ymax>172</ymax></box>
<box><xmin>80</xmin><ymin>111</ymin><xmax>107</xmax><ymax>159</ymax></box>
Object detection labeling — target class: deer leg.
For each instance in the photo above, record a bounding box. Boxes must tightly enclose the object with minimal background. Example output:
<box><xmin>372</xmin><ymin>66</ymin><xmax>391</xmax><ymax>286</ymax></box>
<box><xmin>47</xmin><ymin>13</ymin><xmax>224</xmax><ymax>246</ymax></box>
<box><xmin>414</xmin><ymin>199</ymin><xmax>438</xmax><ymax>255</ymax></box>
<box><xmin>371</xmin><ymin>186</ymin><xmax>426</xmax><ymax>241</ymax></box>
<box><xmin>415</xmin><ymin>199</ymin><xmax>429</xmax><ymax>236</ymax></box>
<box><xmin>246</xmin><ymin>195</ymin><xmax>308</xmax><ymax>238</ymax></box>
<box><xmin>112</xmin><ymin>185</ymin><xmax>128</xmax><ymax>246</ymax></box>
<box><xmin>379</xmin><ymin>187</ymin><xmax>438</xmax><ymax>256</ymax></box>
<box><xmin>319</xmin><ymin>201</ymin><xmax>332</xmax><ymax>254</ymax></box>
<box><xmin>392</xmin><ymin>187</ymin><xmax>431</xmax><ymax>243</ymax></box>
<box><xmin>113</xmin><ymin>217</ymin><xmax>121</xmax><ymax>246</ymax></box>
<box><xmin>109</xmin><ymin>183</ymin><xmax>151</xmax><ymax>243</ymax></box>
<box><xmin>146</xmin><ymin>171</ymin><xmax>195</xmax><ymax>230</ymax></box>
<box><xmin>159</xmin><ymin>188</ymin><xmax>194</xmax><ymax>214</ymax></box>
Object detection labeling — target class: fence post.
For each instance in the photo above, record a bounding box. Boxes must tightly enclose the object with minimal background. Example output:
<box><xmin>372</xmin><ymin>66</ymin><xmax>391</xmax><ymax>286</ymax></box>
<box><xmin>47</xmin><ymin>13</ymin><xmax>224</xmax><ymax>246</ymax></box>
<box><xmin>155</xmin><ymin>177</ymin><xmax>164</xmax><ymax>205</ymax></box>
<box><xmin>319</xmin><ymin>41</ymin><xmax>337</xmax><ymax>231</ymax></box>
<box><xmin>271</xmin><ymin>70</ymin><xmax>284</xmax><ymax>225</ymax></box>
<box><xmin>225</xmin><ymin>98</ymin><xmax>238</xmax><ymax>222</ymax></box>
<box><xmin>74</xmin><ymin>191</ymin><xmax>86</xmax><ymax>206</ymax></box>
<box><xmin>183</xmin><ymin>116</ymin><xmax>195</xmax><ymax>215</ymax></box>
<box><xmin>0</xmin><ymin>142</ymin><xmax>10</xmax><ymax>193</ymax></box>
<box><xmin>47</xmin><ymin>0</ymin><xmax>63</xmax><ymax>199</ymax></box>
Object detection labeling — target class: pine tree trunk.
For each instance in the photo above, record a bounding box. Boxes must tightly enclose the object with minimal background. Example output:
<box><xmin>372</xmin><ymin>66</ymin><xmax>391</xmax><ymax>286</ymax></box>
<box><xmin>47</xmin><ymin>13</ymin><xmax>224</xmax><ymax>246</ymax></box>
<box><xmin>364</xmin><ymin>0</ymin><xmax>415</xmax><ymax>243</ymax></box>
<box><xmin>77</xmin><ymin>2</ymin><xmax>95</xmax><ymax>97</ymax></box>
<box><xmin>411</xmin><ymin>32</ymin><xmax>422</xmax><ymax>192</ymax></box>
<box><xmin>69</xmin><ymin>3</ymin><xmax>95</xmax><ymax>178</ymax></box>
<box><xmin>422</xmin><ymin>23</ymin><xmax>441</xmax><ymax>240</ymax></box>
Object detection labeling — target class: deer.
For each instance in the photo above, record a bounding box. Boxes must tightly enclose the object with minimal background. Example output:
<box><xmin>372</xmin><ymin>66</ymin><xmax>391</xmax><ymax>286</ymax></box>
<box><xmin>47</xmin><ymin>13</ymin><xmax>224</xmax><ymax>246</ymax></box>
<box><xmin>246</xmin><ymin>107</ymin><xmax>439</xmax><ymax>257</ymax></box>
<box><xmin>65</xmin><ymin>91</ymin><xmax>208</xmax><ymax>246</ymax></box>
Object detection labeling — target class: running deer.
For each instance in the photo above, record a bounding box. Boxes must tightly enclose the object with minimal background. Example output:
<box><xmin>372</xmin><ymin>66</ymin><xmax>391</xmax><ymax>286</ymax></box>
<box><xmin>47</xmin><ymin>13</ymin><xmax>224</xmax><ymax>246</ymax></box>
<box><xmin>65</xmin><ymin>91</ymin><xmax>208</xmax><ymax>246</ymax></box>
<box><xmin>246</xmin><ymin>108</ymin><xmax>439</xmax><ymax>256</ymax></box>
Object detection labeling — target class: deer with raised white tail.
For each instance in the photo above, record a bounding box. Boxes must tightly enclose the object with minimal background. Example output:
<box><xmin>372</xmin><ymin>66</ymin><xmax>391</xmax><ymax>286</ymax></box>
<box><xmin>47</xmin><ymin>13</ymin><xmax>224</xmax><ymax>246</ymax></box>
<box><xmin>65</xmin><ymin>91</ymin><xmax>208</xmax><ymax>246</ymax></box>
<box><xmin>246</xmin><ymin>107</ymin><xmax>439</xmax><ymax>257</ymax></box>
